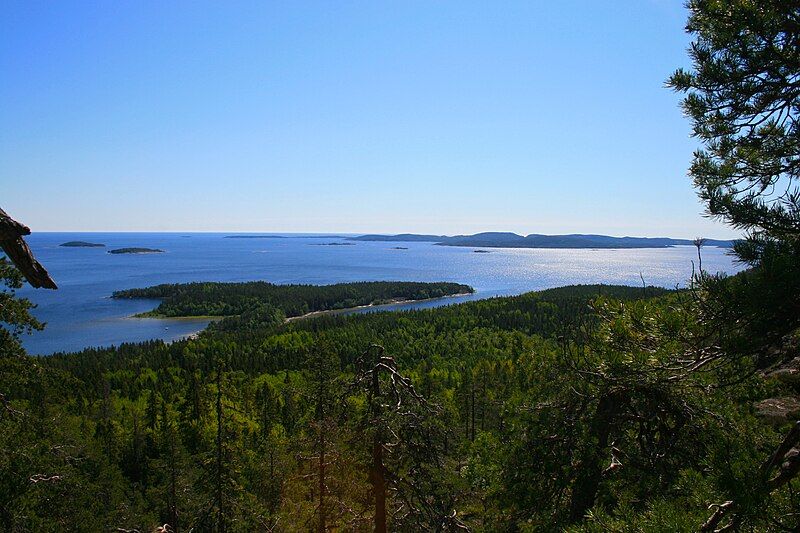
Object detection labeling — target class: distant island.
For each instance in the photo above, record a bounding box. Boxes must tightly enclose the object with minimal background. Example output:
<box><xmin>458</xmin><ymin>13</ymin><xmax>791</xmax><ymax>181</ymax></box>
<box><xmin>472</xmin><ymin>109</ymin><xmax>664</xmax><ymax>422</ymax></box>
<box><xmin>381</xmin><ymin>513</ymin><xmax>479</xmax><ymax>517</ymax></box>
<box><xmin>60</xmin><ymin>241</ymin><xmax>105</xmax><ymax>248</ymax></box>
<box><xmin>312</xmin><ymin>242</ymin><xmax>355</xmax><ymax>246</ymax></box>
<box><xmin>108</xmin><ymin>248</ymin><xmax>164</xmax><ymax>254</ymax></box>
<box><xmin>473</xmin><ymin>249</ymin><xmax>491</xmax><ymax>253</ymax></box>
<box><xmin>224</xmin><ymin>235</ymin><xmax>286</xmax><ymax>239</ymax></box>
<box><xmin>391</xmin><ymin>246</ymin><xmax>409</xmax><ymax>250</ymax></box>
<box><xmin>353</xmin><ymin>233</ymin><xmax>446</xmax><ymax>242</ymax></box>
<box><xmin>349</xmin><ymin>232</ymin><xmax>735</xmax><ymax>249</ymax></box>
<box><xmin>225</xmin><ymin>235</ymin><xmax>349</xmax><ymax>239</ymax></box>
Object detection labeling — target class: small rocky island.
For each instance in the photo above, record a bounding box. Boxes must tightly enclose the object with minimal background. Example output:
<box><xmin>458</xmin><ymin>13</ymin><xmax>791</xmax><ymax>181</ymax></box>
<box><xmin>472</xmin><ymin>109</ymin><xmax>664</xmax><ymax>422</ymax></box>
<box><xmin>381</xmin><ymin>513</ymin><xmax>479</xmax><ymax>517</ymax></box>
<box><xmin>108</xmin><ymin>248</ymin><xmax>165</xmax><ymax>254</ymax></box>
<box><xmin>60</xmin><ymin>241</ymin><xmax>105</xmax><ymax>247</ymax></box>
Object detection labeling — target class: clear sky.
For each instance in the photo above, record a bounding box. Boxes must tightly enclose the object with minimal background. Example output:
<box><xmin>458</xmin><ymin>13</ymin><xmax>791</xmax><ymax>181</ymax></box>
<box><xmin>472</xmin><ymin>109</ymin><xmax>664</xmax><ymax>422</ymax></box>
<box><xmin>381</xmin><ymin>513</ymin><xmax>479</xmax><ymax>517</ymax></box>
<box><xmin>0</xmin><ymin>1</ymin><xmax>739</xmax><ymax>239</ymax></box>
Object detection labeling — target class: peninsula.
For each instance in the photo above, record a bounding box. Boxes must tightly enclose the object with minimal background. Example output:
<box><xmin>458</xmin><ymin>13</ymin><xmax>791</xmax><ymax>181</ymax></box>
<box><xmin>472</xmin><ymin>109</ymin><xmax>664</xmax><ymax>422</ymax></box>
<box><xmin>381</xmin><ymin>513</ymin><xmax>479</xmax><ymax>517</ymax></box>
<box><xmin>113</xmin><ymin>281</ymin><xmax>474</xmax><ymax>328</ymax></box>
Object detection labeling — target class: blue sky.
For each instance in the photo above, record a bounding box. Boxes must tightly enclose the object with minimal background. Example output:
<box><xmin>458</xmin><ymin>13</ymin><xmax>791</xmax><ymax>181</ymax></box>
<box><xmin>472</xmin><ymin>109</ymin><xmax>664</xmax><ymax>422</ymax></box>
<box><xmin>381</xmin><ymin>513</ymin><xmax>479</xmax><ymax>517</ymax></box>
<box><xmin>0</xmin><ymin>1</ymin><xmax>738</xmax><ymax>239</ymax></box>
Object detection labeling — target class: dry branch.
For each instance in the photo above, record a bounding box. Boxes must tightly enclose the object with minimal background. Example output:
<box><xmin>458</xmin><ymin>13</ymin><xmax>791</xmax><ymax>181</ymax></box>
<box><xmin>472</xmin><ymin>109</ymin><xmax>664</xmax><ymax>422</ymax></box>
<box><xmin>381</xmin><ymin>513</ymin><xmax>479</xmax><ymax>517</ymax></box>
<box><xmin>0</xmin><ymin>208</ymin><xmax>56</xmax><ymax>289</ymax></box>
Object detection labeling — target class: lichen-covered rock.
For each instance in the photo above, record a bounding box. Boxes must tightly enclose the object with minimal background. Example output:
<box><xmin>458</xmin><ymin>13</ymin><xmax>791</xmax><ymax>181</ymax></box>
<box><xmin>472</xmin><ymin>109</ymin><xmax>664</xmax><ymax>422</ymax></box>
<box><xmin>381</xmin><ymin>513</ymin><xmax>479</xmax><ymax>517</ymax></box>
<box><xmin>765</xmin><ymin>357</ymin><xmax>800</xmax><ymax>385</ymax></box>
<box><xmin>754</xmin><ymin>397</ymin><xmax>800</xmax><ymax>425</ymax></box>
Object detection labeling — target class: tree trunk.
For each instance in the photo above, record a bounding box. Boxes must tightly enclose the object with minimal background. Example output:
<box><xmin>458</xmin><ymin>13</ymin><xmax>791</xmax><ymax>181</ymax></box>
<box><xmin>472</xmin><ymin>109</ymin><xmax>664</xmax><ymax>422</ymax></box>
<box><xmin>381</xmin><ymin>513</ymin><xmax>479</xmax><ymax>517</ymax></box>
<box><xmin>372</xmin><ymin>436</ymin><xmax>387</xmax><ymax>533</ymax></box>
<box><xmin>371</xmin><ymin>369</ymin><xmax>387</xmax><ymax>533</ymax></box>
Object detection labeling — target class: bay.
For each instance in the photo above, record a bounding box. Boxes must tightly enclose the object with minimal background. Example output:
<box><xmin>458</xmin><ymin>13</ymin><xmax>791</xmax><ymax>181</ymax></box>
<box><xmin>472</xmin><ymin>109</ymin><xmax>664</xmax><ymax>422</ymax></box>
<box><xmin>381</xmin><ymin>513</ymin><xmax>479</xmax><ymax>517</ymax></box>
<box><xmin>18</xmin><ymin>232</ymin><xmax>744</xmax><ymax>355</ymax></box>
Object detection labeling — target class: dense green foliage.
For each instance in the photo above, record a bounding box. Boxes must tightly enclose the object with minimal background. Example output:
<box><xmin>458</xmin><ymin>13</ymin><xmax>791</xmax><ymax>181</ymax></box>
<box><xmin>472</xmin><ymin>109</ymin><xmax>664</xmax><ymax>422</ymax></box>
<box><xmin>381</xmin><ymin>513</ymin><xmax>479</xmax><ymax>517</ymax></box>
<box><xmin>664</xmin><ymin>1</ymin><xmax>800</xmax><ymax>530</ymax></box>
<box><xmin>113</xmin><ymin>280</ymin><xmax>474</xmax><ymax>324</ymax></box>
<box><xmin>668</xmin><ymin>1</ymin><xmax>800</xmax><ymax>374</ymax></box>
<box><xmin>2</xmin><ymin>273</ymin><xmax>798</xmax><ymax>531</ymax></box>
<box><xmin>53</xmin><ymin>284</ymin><xmax>668</xmax><ymax>378</ymax></box>
<box><xmin>2</xmin><ymin>1</ymin><xmax>800</xmax><ymax>530</ymax></box>
<box><xmin>1</xmin><ymin>280</ymin><xmax>689</xmax><ymax>529</ymax></box>
<box><xmin>0</xmin><ymin>258</ymin><xmax>43</xmax><ymax>358</ymax></box>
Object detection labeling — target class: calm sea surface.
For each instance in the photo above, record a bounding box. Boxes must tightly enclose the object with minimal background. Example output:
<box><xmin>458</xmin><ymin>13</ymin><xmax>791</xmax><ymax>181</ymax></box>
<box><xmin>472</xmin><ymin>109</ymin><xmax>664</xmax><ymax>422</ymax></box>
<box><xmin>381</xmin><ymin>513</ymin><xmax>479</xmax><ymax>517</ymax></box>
<box><xmin>18</xmin><ymin>232</ymin><xmax>744</xmax><ymax>355</ymax></box>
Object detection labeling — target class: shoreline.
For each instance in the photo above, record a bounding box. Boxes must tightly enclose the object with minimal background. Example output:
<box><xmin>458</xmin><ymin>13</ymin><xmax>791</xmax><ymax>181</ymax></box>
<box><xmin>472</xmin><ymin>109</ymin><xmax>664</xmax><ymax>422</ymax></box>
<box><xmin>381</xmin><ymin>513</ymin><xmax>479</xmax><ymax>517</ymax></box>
<box><xmin>284</xmin><ymin>291</ymin><xmax>474</xmax><ymax>322</ymax></box>
<box><xmin>131</xmin><ymin>292</ymin><xmax>475</xmax><ymax>346</ymax></box>
<box><xmin>126</xmin><ymin>292</ymin><xmax>474</xmax><ymax>324</ymax></box>
<box><xmin>126</xmin><ymin>313</ymin><xmax>226</xmax><ymax>320</ymax></box>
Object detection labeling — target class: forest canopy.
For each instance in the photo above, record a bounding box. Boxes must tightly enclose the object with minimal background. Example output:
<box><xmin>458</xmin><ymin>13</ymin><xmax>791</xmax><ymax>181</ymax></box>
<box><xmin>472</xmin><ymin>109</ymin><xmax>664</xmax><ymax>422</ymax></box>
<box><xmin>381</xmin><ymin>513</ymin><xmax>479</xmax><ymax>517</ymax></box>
<box><xmin>2</xmin><ymin>0</ymin><xmax>800</xmax><ymax>531</ymax></box>
<box><xmin>114</xmin><ymin>280</ymin><xmax>474</xmax><ymax>322</ymax></box>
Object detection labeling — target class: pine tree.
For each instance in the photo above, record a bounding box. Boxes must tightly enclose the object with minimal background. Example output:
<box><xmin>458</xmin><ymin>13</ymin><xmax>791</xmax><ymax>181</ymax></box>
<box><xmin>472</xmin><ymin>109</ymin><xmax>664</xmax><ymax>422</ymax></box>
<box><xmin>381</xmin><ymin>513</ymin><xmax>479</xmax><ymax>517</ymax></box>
<box><xmin>352</xmin><ymin>345</ymin><xmax>465</xmax><ymax>531</ymax></box>
<box><xmin>668</xmin><ymin>0</ymin><xmax>800</xmax><ymax>367</ymax></box>
<box><xmin>670</xmin><ymin>7</ymin><xmax>800</xmax><ymax>526</ymax></box>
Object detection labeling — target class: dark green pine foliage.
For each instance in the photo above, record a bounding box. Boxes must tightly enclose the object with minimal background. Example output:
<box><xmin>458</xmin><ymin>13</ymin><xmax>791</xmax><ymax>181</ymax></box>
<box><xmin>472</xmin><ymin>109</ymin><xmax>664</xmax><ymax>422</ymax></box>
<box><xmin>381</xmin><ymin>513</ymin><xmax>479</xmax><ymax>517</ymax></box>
<box><xmin>669</xmin><ymin>0</ymin><xmax>800</xmax><ymax>377</ymax></box>
<box><xmin>668</xmin><ymin>0</ymin><xmax>800</xmax><ymax>370</ymax></box>
<box><xmin>114</xmin><ymin>280</ymin><xmax>474</xmax><ymax>321</ymax></box>
<box><xmin>668</xmin><ymin>0</ymin><xmax>800</xmax><ymax>240</ymax></box>
<box><xmin>667</xmin><ymin>1</ymin><xmax>800</xmax><ymax>529</ymax></box>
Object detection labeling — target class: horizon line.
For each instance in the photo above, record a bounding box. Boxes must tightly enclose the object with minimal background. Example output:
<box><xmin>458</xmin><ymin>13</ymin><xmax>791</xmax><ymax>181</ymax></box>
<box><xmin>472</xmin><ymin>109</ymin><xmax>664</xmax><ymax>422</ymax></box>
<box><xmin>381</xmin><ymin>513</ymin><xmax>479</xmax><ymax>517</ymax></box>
<box><xmin>31</xmin><ymin>230</ymin><xmax>739</xmax><ymax>241</ymax></box>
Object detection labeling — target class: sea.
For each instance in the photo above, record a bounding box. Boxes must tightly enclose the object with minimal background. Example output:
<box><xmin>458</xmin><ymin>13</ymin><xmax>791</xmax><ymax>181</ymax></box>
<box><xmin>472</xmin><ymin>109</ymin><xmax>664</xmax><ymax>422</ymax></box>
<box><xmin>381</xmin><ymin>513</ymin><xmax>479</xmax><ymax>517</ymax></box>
<box><xmin>17</xmin><ymin>232</ymin><xmax>744</xmax><ymax>355</ymax></box>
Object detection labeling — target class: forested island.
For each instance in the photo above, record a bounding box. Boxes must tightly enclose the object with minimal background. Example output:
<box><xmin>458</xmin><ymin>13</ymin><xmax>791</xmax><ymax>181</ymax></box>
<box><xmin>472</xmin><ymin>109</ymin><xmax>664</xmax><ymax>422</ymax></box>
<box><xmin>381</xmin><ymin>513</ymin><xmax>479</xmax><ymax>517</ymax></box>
<box><xmin>114</xmin><ymin>280</ymin><xmax>474</xmax><ymax>328</ymax></box>
<box><xmin>352</xmin><ymin>233</ymin><xmax>447</xmax><ymax>242</ymax></box>
<box><xmin>224</xmin><ymin>235</ymin><xmax>286</xmax><ymax>239</ymax></box>
<box><xmin>59</xmin><ymin>241</ymin><xmax>105</xmax><ymax>247</ymax></box>
<box><xmin>225</xmin><ymin>235</ymin><xmax>348</xmax><ymax>239</ymax></box>
<box><xmin>350</xmin><ymin>231</ymin><xmax>735</xmax><ymax>249</ymax></box>
<box><xmin>108</xmin><ymin>247</ymin><xmax>165</xmax><ymax>254</ymax></box>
